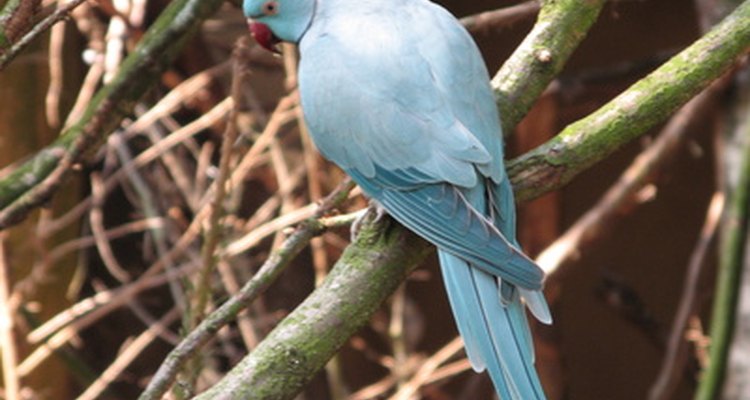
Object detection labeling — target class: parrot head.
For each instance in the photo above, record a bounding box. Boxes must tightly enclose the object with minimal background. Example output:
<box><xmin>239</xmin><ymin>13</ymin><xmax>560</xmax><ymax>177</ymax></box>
<box><xmin>243</xmin><ymin>0</ymin><xmax>315</xmax><ymax>53</ymax></box>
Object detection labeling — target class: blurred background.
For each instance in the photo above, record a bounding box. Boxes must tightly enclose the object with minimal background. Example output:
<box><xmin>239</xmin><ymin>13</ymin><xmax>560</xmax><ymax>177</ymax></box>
<box><xmin>0</xmin><ymin>0</ymin><xmax>747</xmax><ymax>399</ymax></box>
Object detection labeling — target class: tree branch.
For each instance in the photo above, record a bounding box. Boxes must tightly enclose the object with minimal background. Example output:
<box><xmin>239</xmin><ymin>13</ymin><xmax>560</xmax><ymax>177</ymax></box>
<box><xmin>171</xmin><ymin>1</ymin><xmax>606</xmax><ymax>398</ymax></box>
<box><xmin>492</xmin><ymin>0</ymin><xmax>606</xmax><ymax>131</ymax></box>
<box><xmin>193</xmin><ymin>210</ymin><xmax>431</xmax><ymax>400</ymax></box>
<box><xmin>696</xmin><ymin>58</ymin><xmax>750</xmax><ymax>400</ymax></box>
<box><xmin>141</xmin><ymin>2</ymin><xmax>750</xmax><ymax>399</ymax></box>
<box><xmin>507</xmin><ymin>0</ymin><xmax>750</xmax><ymax>201</ymax></box>
<box><xmin>0</xmin><ymin>0</ymin><xmax>87</xmax><ymax>70</ymax></box>
<box><xmin>460</xmin><ymin>1</ymin><xmax>541</xmax><ymax>36</ymax></box>
<box><xmin>0</xmin><ymin>0</ymin><xmax>41</xmax><ymax>55</ymax></box>
<box><xmin>537</xmin><ymin>80</ymin><xmax>724</xmax><ymax>278</ymax></box>
<box><xmin>137</xmin><ymin>180</ymin><xmax>356</xmax><ymax>400</ymax></box>
<box><xmin>0</xmin><ymin>0</ymin><xmax>225</xmax><ymax>229</ymax></box>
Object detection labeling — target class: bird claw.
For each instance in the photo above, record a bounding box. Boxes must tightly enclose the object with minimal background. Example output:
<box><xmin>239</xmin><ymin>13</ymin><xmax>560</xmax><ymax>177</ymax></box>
<box><xmin>371</xmin><ymin>200</ymin><xmax>388</xmax><ymax>222</ymax></box>
<box><xmin>350</xmin><ymin>200</ymin><xmax>388</xmax><ymax>241</ymax></box>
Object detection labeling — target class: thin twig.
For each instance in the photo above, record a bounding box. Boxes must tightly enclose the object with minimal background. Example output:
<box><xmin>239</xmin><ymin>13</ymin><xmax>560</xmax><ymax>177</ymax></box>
<box><xmin>182</xmin><ymin>38</ymin><xmax>249</xmax><ymax>393</ymax></box>
<box><xmin>649</xmin><ymin>192</ymin><xmax>725</xmax><ymax>400</ymax></box>
<box><xmin>64</xmin><ymin>52</ymin><xmax>104</xmax><ymax>127</ymax></box>
<box><xmin>390</xmin><ymin>337</ymin><xmax>466</xmax><ymax>400</ymax></box>
<box><xmin>18</xmin><ymin>261</ymin><xmax>198</xmax><ymax>377</ymax></box>
<box><xmin>138</xmin><ymin>107</ymin><xmax>199</xmax><ymax>212</ymax></box>
<box><xmin>45</xmin><ymin>20</ymin><xmax>65</xmax><ymax>128</ymax></box>
<box><xmin>226</xmin><ymin>179</ymin><xmax>362</xmax><ymax>257</ymax></box>
<box><xmin>389</xmin><ymin>285</ymin><xmax>409</xmax><ymax>391</ymax></box>
<box><xmin>26</xmin><ymin>258</ymin><xmax>196</xmax><ymax>345</ymax></box>
<box><xmin>423</xmin><ymin>359</ymin><xmax>473</xmax><ymax>386</ymax></box>
<box><xmin>0</xmin><ymin>0</ymin><xmax>227</xmax><ymax>228</ymax></box>
<box><xmin>460</xmin><ymin>1</ymin><xmax>540</xmax><ymax>35</ymax></box>
<box><xmin>537</xmin><ymin>81</ymin><xmax>722</xmax><ymax>277</ymax></box>
<box><xmin>0</xmin><ymin>0</ymin><xmax>89</xmax><ymax>70</ymax></box>
<box><xmin>127</xmin><ymin>61</ymin><xmax>232</xmax><ymax>134</ymax></box>
<box><xmin>42</xmin><ymin>97</ymin><xmax>233</xmax><ymax>238</ymax></box>
<box><xmin>90</xmin><ymin>172</ymin><xmax>131</xmax><ymax>282</ymax></box>
<box><xmin>225</xmin><ymin>202</ymin><xmax>318</xmax><ymax>256</ymax></box>
<box><xmin>0</xmin><ymin>232</ymin><xmax>21</xmax><ymax>400</ymax></box>
<box><xmin>216</xmin><ymin>259</ymin><xmax>260</xmax><ymax>349</ymax></box>
<box><xmin>76</xmin><ymin>308</ymin><xmax>181</xmax><ymax>400</ymax></box>
<box><xmin>696</xmin><ymin>70</ymin><xmax>750</xmax><ymax>400</ymax></box>
<box><xmin>138</xmin><ymin>179</ymin><xmax>355</xmax><ymax>400</ymax></box>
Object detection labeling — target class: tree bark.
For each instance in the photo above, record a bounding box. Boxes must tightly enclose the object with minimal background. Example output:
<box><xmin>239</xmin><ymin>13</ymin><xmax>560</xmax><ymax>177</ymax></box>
<box><xmin>189</xmin><ymin>2</ymin><xmax>750</xmax><ymax>399</ymax></box>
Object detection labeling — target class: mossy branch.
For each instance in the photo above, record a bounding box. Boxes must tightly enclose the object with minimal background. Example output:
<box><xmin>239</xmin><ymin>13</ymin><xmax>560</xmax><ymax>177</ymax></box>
<box><xmin>183</xmin><ymin>2</ymin><xmax>750</xmax><ymax>399</ymax></box>
<box><xmin>0</xmin><ymin>0</ymin><xmax>225</xmax><ymax>229</ymax></box>
<box><xmin>138</xmin><ymin>180</ymin><xmax>356</xmax><ymax>400</ymax></box>
<box><xmin>695</xmin><ymin>71</ymin><xmax>750</xmax><ymax>400</ymax></box>
<box><xmin>141</xmin><ymin>216</ymin><xmax>331</xmax><ymax>400</ymax></box>
<box><xmin>0</xmin><ymin>0</ymin><xmax>87</xmax><ymax>70</ymax></box>
<box><xmin>492</xmin><ymin>0</ymin><xmax>606</xmax><ymax>131</ymax></box>
<box><xmin>507</xmin><ymin>0</ymin><xmax>750</xmax><ymax>201</ymax></box>
<box><xmin>193</xmin><ymin>211</ymin><xmax>431</xmax><ymax>400</ymax></box>
<box><xmin>0</xmin><ymin>0</ymin><xmax>40</xmax><ymax>55</ymax></box>
<box><xmin>177</xmin><ymin>1</ymin><xmax>610</xmax><ymax>399</ymax></box>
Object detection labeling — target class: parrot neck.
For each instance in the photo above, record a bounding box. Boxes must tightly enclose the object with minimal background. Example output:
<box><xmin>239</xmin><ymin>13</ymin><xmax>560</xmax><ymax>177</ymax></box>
<box><xmin>300</xmin><ymin>0</ymin><xmax>318</xmax><ymax>43</ymax></box>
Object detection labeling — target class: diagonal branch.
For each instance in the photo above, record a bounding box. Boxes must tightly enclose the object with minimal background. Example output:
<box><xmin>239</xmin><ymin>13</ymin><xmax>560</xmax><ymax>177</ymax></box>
<box><xmin>192</xmin><ymin>210</ymin><xmax>431</xmax><ymax>400</ymax></box>
<box><xmin>507</xmin><ymin>0</ymin><xmax>750</xmax><ymax>201</ymax></box>
<box><xmin>0</xmin><ymin>0</ymin><xmax>41</xmax><ymax>53</ymax></box>
<box><xmin>138</xmin><ymin>180</ymin><xmax>356</xmax><ymax>400</ymax></box>
<box><xmin>460</xmin><ymin>1</ymin><xmax>541</xmax><ymax>36</ymax></box>
<box><xmin>536</xmin><ymin>79</ymin><xmax>726</xmax><ymax>277</ymax></box>
<box><xmin>136</xmin><ymin>2</ymin><xmax>750</xmax><ymax>400</ymax></box>
<box><xmin>0</xmin><ymin>0</ymin><xmax>87</xmax><ymax>70</ymax></box>
<box><xmin>492</xmin><ymin>0</ymin><xmax>606</xmax><ymax>131</ymax></box>
<box><xmin>0</xmin><ymin>0</ymin><xmax>225</xmax><ymax>229</ymax></box>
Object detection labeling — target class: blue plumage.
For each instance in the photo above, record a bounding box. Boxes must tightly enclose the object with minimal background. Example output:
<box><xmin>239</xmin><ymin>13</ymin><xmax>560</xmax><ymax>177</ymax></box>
<box><xmin>244</xmin><ymin>0</ymin><xmax>551</xmax><ymax>398</ymax></box>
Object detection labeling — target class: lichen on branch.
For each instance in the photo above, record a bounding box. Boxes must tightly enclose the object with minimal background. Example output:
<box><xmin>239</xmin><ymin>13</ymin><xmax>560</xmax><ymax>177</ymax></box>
<box><xmin>507</xmin><ymin>0</ymin><xmax>750</xmax><ymax>202</ymax></box>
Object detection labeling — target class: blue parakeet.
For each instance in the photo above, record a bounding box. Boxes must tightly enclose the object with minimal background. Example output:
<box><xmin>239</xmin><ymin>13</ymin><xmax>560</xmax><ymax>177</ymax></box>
<box><xmin>243</xmin><ymin>0</ymin><xmax>552</xmax><ymax>398</ymax></box>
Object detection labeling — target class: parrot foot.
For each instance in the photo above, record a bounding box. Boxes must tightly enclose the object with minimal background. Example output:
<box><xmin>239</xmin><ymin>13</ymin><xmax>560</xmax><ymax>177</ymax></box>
<box><xmin>350</xmin><ymin>200</ymin><xmax>388</xmax><ymax>241</ymax></box>
<box><xmin>371</xmin><ymin>200</ymin><xmax>388</xmax><ymax>222</ymax></box>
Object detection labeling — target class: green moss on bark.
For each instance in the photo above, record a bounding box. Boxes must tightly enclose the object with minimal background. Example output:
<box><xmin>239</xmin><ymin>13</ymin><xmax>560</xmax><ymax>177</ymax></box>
<box><xmin>193</xmin><ymin>211</ymin><xmax>431</xmax><ymax>400</ymax></box>
<box><xmin>492</xmin><ymin>0</ymin><xmax>607</xmax><ymax>132</ymax></box>
<box><xmin>0</xmin><ymin>0</ymin><xmax>225</xmax><ymax>227</ymax></box>
<box><xmin>508</xmin><ymin>0</ymin><xmax>750</xmax><ymax>202</ymax></box>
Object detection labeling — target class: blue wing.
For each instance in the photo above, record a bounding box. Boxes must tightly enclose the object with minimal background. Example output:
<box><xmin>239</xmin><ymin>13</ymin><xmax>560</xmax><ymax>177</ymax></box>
<box><xmin>299</xmin><ymin>1</ymin><xmax>504</xmax><ymax>187</ymax></box>
<box><xmin>298</xmin><ymin>0</ymin><xmax>550</xmax><ymax>398</ymax></box>
<box><xmin>349</xmin><ymin>167</ymin><xmax>543</xmax><ymax>290</ymax></box>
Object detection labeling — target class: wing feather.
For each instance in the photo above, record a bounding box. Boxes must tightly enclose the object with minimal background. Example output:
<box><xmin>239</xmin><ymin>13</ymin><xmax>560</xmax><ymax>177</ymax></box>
<box><xmin>298</xmin><ymin>1</ymin><xmax>551</xmax><ymax>398</ymax></box>
<box><xmin>299</xmin><ymin>2</ymin><xmax>499</xmax><ymax>186</ymax></box>
<box><xmin>350</xmin><ymin>168</ymin><xmax>544</xmax><ymax>290</ymax></box>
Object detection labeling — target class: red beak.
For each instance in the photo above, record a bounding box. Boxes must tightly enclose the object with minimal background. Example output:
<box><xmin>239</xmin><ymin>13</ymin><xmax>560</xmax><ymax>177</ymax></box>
<box><xmin>248</xmin><ymin>21</ymin><xmax>281</xmax><ymax>54</ymax></box>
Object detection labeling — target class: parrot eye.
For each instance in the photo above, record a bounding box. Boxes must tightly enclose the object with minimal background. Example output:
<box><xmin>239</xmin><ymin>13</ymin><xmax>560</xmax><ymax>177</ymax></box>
<box><xmin>261</xmin><ymin>1</ymin><xmax>279</xmax><ymax>15</ymax></box>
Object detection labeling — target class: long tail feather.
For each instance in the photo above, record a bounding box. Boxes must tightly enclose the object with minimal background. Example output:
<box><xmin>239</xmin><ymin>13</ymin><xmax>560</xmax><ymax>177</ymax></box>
<box><xmin>439</xmin><ymin>250</ymin><xmax>546</xmax><ymax>399</ymax></box>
